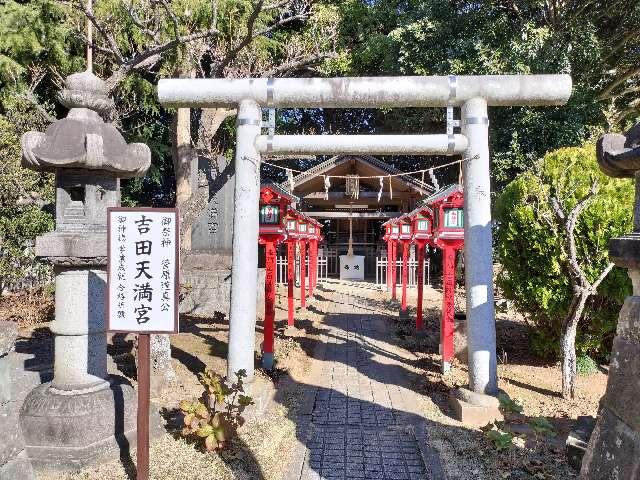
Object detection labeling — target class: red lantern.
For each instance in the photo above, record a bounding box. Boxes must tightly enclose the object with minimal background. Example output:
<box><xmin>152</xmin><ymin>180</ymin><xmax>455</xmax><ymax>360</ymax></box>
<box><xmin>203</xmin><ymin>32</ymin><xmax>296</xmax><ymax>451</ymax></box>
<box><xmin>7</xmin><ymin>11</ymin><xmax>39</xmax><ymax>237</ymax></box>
<box><xmin>258</xmin><ymin>184</ymin><xmax>297</xmax><ymax>370</ymax></box>
<box><xmin>408</xmin><ymin>206</ymin><xmax>435</xmax><ymax>331</ymax></box>
<box><xmin>425</xmin><ymin>185</ymin><xmax>464</xmax><ymax>373</ymax></box>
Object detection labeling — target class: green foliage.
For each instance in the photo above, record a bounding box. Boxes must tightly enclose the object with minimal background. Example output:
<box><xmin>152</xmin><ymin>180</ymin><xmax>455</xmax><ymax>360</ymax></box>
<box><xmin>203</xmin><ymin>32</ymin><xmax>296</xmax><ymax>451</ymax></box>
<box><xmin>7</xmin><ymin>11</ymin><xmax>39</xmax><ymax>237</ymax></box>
<box><xmin>495</xmin><ymin>145</ymin><xmax>633</xmax><ymax>361</ymax></box>
<box><xmin>528</xmin><ymin>416</ymin><xmax>556</xmax><ymax>437</ymax></box>
<box><xmin>179</xmin><ymin>369</ymin><xmax>253</xmax><ymax>452</ymax></box>
<box><xmin>482</xmin><ymin>426</ymin><xmax>514</xmax><ymax>451</ymax></box>
<box><xmin>327</xmin><ymin>0</ymin><xmax>640</xmax><ymax>185</ymax></box>
<box><xmin>0</xmin><ymin>100</ymin><xmax>54</xmax><ymax>293</ymax></box>
<box><xmin>576</xmin><ymin>354</ymin><xmax>599</xmax><ymax>375</ymax></box>
<box><xmin>498</xmin><ymin>393</ymin><xmax>523</xmax><ymax>414</ymax></box>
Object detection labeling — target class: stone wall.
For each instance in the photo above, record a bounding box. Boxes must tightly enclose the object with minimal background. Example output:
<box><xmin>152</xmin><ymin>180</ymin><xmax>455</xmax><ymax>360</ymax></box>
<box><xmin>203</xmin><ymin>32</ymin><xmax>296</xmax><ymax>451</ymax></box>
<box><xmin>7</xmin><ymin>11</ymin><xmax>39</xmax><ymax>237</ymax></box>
<box><xmin>180</xmin><ymin>252</ymin><xmax>265</xmax><ymax>318</ymax></box>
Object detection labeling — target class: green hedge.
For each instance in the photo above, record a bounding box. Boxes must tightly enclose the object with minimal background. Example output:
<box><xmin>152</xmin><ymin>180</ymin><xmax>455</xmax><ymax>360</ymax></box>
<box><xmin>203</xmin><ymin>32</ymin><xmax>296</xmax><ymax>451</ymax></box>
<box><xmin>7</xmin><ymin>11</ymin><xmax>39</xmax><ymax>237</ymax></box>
<box><xmin>494</xmin><ymin>145</ymin><xmax>633</xmax><ymax>361</ymax></box>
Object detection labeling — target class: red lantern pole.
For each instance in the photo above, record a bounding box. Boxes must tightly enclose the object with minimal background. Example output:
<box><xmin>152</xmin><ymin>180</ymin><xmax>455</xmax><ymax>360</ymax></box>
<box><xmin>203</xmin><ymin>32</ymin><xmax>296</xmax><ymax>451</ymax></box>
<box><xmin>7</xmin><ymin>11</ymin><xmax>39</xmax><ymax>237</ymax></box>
<box><xmin>401</xmin><ymin>241</ymin><xmax>409</xmax><ymax>312</ymax></box>
<box><xmin>416</xmin><ymin>242</ymin><xmax>425</xmax><ymax>330</ymax></box>
<box><xmin>300</xmin><ymin>240</ymin><xmax>307</xmax><ymax>309</ymax></box>
<box><xmin>263</xmin><ymin>240</ymin><xmax>277</xmax><ymax>369</ymax></box>
<box><xmin>309</xmin><ymin>240</ymin><xmax>316</xmax><ymax>296</ymax></box>
<box><xmin>391</xmin><ymin>240</ymin><xmax>397</xmax><ymax>300</ymax></box>
<box><xmin>287</xmin><ymin>240</ymin><xmax>295</xmax><ymax>326</ymax></box>
<box><xmin>386</xmin><ymin>239</ymin><xmax>392</xmax><ymax>291</ymax></box>
<box><xmin>441</xmin><ymin>245</ymin><xmax>456</xmax><ymax>373</ymax></box>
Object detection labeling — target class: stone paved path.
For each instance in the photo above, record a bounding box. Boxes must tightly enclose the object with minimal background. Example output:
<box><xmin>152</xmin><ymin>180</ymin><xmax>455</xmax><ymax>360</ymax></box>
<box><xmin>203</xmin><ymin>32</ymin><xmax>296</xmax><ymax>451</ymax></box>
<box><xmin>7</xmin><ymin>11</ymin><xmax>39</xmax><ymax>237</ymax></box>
<box><xmin>286</xmin><ymin>282</ymin><xmax>443</xmax><ymax>480</ymax></box>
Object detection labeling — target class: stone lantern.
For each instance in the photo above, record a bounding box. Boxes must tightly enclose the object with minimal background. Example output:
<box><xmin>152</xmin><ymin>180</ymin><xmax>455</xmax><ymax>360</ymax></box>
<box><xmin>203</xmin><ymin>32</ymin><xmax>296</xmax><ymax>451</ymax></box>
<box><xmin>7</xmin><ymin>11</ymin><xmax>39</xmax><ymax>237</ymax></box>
<box><xmin>581</xmin><ymin>123</ymin><xmax>640</xmax><ymax>478</ymax></box>
<box><xmin>19</xmin><ymin>71</ymin><xmax>151</xmax><ymax>469</ymax></box>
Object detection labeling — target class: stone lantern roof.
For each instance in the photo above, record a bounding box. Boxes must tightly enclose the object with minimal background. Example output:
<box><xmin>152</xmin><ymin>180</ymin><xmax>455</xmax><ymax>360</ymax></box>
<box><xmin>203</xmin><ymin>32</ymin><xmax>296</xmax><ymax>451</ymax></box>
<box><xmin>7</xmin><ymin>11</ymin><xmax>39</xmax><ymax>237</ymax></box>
<box><xmin>596</xmin><ymin>122</ymin><xmax>640</xmax><ymax>178</ymax></box>
<box><xmin>21</xmin><ymin>70</ymin><xmax>150</xmax><ymax>178</ymax></box>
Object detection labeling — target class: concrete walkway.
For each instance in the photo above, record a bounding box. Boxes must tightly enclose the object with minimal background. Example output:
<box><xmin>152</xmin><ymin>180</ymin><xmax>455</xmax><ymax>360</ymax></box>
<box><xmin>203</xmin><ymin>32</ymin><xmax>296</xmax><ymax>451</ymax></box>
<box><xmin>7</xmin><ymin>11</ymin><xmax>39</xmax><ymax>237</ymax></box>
<box><xmin>285</xmin><ymin>281</ymin><xmax>444</xmax><ymax>480</ymax></box>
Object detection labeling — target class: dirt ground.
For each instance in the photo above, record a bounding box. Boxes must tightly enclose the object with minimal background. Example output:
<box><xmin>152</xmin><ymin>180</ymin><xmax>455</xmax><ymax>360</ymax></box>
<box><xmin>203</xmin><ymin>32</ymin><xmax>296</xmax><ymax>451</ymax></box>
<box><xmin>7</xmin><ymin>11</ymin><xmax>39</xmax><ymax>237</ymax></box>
<box><xmin>1</xmin><ymin>280</ymin><xmax>608</xmax><ymax>480</ymax></box>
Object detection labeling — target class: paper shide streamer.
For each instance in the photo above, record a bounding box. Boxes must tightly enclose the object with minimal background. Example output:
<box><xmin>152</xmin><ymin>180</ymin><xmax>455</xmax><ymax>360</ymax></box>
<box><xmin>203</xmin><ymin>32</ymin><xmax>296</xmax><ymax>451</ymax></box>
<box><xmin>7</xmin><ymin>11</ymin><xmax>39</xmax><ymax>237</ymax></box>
<box><xmin>324</xmin><ymin>175</ymin><xmax>331</xmax><ymax>200</ymax></box>
<box><xmin>428</xmin><ymin>168</ymin><xmax>439</xmax><ymax>191</ymax></box>
<box><xmin>377</xmin><ymin>176</ymin><xmax>384</xmax><ymax>202</ymax></box>
<box><xmin>287</xmin><ymin>169</ymin><xmax>295</xmax><ymax>192</ymax></box>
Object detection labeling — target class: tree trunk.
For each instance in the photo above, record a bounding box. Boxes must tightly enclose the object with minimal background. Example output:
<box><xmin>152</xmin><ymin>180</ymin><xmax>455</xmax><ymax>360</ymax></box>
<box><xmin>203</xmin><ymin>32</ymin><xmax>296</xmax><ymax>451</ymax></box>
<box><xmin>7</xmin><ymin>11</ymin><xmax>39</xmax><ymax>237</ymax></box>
<box><xmin>150</xmin><ymin>75</ymin><xmax>196</xmax><ymax>395</ymax></box>
<box><xmin>173</xmin><ymin>107</ymin><xmax>194</xmax><ymax>209</ymax></box>
<box><xmin>560</xmin><ymin>292</ymin><xmax>589</xmax><ymax>399</ymax></box>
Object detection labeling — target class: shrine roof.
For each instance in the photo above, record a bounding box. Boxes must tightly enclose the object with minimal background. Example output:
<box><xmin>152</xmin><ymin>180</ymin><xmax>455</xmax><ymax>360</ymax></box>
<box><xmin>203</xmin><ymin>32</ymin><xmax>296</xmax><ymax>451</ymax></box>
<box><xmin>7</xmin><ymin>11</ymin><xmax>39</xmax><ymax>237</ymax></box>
<box><xmin>420</xmin><ymin>184</ymin><xmax>463</xmax><ymax>206</ymax></box>
<box><xmin>260</xmin><ymin>181</ymin><xmax>299</xmax><ymax>203</ymax></box>
<box><xmin>280</xmin><ymin>155</ymin><xmax>434</xmax><ymax>196</ymax></box>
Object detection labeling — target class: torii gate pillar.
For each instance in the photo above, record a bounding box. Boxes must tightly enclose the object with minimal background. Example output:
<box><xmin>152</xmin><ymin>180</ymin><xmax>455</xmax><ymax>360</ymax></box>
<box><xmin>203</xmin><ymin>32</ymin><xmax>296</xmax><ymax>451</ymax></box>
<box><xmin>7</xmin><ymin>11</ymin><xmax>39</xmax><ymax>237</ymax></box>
<box><xmin>461</xmin><ymin>97</ymin><xmax>497</xmax><ymax>394</ymax></box>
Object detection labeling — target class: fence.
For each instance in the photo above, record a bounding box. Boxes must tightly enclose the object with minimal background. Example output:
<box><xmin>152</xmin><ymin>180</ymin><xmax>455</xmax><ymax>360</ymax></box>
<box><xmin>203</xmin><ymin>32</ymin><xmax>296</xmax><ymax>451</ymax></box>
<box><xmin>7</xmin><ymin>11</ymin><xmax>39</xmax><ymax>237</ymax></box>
<box><xmin>375</xmin><ymin>258</ymin><xmax>430</xmax><ymax>287</ymax></box>
<box><xmin>276</xmin><ymin>256</ymin><xmax>329</xmax><ymax>285</ymax></box>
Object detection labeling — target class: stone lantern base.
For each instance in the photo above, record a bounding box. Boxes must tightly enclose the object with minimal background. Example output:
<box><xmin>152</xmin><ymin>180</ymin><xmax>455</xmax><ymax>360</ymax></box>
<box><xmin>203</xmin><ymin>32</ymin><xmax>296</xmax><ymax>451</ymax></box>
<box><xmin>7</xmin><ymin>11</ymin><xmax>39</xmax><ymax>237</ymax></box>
<box><xmin>20</xmin><ymin>378</ymin><xmax>138</xmax><ymax>470</ymax></box>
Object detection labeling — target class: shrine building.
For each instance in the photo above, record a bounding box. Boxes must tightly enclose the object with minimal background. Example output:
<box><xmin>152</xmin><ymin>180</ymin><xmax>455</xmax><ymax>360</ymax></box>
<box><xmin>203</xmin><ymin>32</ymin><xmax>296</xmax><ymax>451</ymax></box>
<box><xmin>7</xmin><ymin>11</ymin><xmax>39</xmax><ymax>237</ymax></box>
<box><xmin>281</xmin><ymin>155</ymin><xmax>435</xmax><ymax>277</ymax></box>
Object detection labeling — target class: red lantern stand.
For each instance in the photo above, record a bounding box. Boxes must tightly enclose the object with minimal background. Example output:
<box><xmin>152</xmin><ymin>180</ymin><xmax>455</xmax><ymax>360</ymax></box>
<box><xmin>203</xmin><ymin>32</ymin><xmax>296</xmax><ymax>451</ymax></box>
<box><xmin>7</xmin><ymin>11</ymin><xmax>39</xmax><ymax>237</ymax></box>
<box><xmin>398</xmin><ymin>216</ymin><xmax>413</xmax><ymax>314</ymax></box>
<box><xmin>430</xmin><ymin>186</ymin><xmax>464</xmax><ymax>373</ymax></box>
<box><xmin>389</xmin><ymin>221</ymin><xmax>400</xmax><ymax>299</ymax></box>
<box><xmin>297</xmin><ymin>216</ymin><xmax>310</xmax><ymax>310</ymax></box>
<box><xmin>381</xmin><ymin>220</ymin><xmax>393</xmax><ymax>292</ymax></box>
<box><xmin>284</xmin><ymin>211</ymin><xmax>303</xmax><ymax>327</ymax></box>
<box><xmin>258</xmin><ymin>186</ymin><xmax>294</xmax><ymax>369</ymax></box>
<box><xmin>307</xmin><ymin>219</ymin><xmax>322</xmax><ymax>296</ymax></box>
<box><xmin>410</xmin><ymin>206</ymin><xmax>435</xmax><ymax>330</ymax></box>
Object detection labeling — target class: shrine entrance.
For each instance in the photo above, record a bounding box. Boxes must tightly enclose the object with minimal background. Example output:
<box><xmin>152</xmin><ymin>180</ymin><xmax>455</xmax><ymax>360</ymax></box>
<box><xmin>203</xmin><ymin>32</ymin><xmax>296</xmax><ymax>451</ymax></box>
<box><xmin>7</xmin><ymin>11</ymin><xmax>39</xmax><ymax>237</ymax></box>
<box><xmin>282</xmin><ymin>155</ymin><xmax>433</xmax><ymax>279</ymax></box>
<box><xmin>159</xmin><ymin>73</ymin><xmax>572</xmax><ymax>403</ymax></box>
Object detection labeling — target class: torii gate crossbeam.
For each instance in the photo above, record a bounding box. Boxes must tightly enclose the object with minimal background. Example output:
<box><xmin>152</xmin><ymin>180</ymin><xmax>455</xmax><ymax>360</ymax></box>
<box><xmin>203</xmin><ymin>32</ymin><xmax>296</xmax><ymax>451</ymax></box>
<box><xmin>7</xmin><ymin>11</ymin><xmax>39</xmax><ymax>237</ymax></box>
<box><xmin>158</xmin><ymin>74</ymin><xmax>572</xmax><ymax>398</ymax></box>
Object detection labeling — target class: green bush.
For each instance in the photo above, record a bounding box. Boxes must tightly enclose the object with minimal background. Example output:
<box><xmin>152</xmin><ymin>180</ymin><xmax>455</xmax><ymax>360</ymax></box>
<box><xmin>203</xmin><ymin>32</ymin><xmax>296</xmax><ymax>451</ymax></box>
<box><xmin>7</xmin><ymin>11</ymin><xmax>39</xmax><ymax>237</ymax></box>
<box><xmin>494</xmin><ymin>145</ymin><xmax>633</xmax><ymax>362</ymax></box>
<box><xmin>0</xmin><ymin>100</ymin><xmax>54</xmax><ymax>293</ymax></box>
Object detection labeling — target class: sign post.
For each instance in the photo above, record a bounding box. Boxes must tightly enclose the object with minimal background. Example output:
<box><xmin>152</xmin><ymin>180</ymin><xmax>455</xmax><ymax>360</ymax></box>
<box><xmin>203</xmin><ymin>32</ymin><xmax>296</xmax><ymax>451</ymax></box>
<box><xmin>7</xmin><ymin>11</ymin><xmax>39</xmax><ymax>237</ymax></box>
<box><xmin>107</xmin><ymin>208</ymin><xmax>179</xmax><ymax>480</ymax></box>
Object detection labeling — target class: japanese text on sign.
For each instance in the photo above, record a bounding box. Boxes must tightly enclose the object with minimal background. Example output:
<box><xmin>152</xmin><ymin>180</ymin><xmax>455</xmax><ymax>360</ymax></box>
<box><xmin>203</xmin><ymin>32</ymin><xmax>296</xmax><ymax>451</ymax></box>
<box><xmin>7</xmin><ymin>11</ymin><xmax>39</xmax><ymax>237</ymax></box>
<box><xmin>107</xmin><ymin>208</ymin><xmax>179</xmax><ymax>333</ymax></box>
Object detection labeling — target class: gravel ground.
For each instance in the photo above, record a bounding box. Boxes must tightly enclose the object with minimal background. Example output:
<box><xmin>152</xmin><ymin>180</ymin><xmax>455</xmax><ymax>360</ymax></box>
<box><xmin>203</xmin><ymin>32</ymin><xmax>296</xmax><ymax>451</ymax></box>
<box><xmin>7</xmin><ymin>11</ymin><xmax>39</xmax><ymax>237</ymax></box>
<box><xmin>7</xmin><ymin>279</ymin><xmax>607</xmax><ymax>480</ymax></box>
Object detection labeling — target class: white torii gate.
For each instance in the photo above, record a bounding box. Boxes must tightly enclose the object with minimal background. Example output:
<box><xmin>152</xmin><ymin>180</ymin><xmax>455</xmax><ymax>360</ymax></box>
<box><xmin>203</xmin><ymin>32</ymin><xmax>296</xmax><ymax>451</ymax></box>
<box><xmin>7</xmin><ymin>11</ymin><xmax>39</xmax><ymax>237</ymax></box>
<box><xmin>158</xmin><ymin>75</ymin><xmax>572</xmax><ymax>397</ymax></box>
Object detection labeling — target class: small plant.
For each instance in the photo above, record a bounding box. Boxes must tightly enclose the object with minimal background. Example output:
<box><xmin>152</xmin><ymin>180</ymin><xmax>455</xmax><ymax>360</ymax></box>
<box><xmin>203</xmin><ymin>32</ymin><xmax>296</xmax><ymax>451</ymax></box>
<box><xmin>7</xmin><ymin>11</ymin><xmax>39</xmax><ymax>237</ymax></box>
<box><xmin>528</xmin><ymin>416</ymin><xmax>556</xmax><ymax>437</ymax></box>
<box><xmin>576</xmin><ymin>355</ymin><xmax>599</xmax><ymax>375</ymax></box>
<box><xmin>179</xmin><ymin>369</ymin><xmax>254</xmax><ymax>452</ymax></box>
<box><xmin>482</xmin><ymin>425</ymin><xmax>515</xmax><ymax>451</ymax></box>
<box><xmin>498</xmin><ymin>393</ymin><xmax>523</xmax><ymax>414</ymax></box>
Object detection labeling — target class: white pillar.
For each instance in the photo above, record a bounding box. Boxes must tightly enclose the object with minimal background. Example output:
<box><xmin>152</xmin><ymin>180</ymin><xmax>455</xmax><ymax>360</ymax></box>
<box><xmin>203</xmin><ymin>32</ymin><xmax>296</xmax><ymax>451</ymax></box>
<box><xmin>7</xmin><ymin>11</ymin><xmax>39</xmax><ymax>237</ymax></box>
<box><xmin>51</xmin><ymin>268</ymin><xmax>108</xmax><ymax>389</ymax></box>
<box><xmin>227</xmin><ymin>99</ymin><xmax>261</xmax><ymax>383</ymax></box>
<box><xmin>461</xmin><ymin>97</ymin><xmax>498</xmax><ymax>395</ymax></box>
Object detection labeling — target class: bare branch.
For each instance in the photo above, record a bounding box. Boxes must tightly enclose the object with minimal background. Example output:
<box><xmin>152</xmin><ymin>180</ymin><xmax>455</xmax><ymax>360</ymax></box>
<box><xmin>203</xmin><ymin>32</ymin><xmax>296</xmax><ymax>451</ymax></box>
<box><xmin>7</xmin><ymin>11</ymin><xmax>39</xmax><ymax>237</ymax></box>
<box><xmin>591</xmin><ymin>262</ymin><xmax>615</xmax><ymax>291</ymax></box>
<box><xmin>71</xmin><ymin>0</ymin><xmax>125</xmax><ymax>63</ymax></box>
<box><xmin>105</xmin><ymin>28</ymin><xmax>216</xmax><ymax>91</ymax></box>
<box><xmin>156</xmin><ymin>0</ymin><xmax>180</xmax><ymax>39</ymax></box>
<box><xmin>123</xmin><ymin>1</ymin><xmax>160</xmax><ymax>42</ymax></box>
<box><xmin>16</xmin><ymin>92</ymin><xmax>55</xmax><ymax>124</ymax></box>
<box><xmin>215</xmin><ymin>0</ymin><xmax>310</xmax><ymax>75</ymax></box>
<box><xmin>551</xmin><ymin>181</ymin><xmax>599</xmax><ymax>288</ymax></box>
<box><xmin>598</xmin><ymin>66</ymin><xmax>640</xmax><ymax>101</ymax></box>
<box><xmin>263</xmin><ymin>52</ymin><xmax>337</xmax><ymax>76</ymax></box>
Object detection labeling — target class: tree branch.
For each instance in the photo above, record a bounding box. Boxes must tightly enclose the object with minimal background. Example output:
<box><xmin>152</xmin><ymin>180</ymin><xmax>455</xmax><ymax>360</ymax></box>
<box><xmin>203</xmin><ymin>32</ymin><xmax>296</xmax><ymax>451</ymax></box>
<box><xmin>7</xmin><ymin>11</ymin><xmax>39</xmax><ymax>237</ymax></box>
<box><xmin>215</xmin><ymin>0</ymin><xmax>310</xmax><ymax>75</ymax></box>
<box><xmin>263</xmin><ymin>51</ymin><xmax>337</xmax><ymax>76</ymax></box>
<box><xmin>16</xmin><ymin>92</ymin><xmax>56</xmax><ymax>124</ymax></box>
<box><xmin>598</xmin><ymin>66</ymin><xmax>640</xmax><ymax>101</ymax></box>
<box><xmin>591</xmin><ymin>262</ymin><xmax>615</xmax><ymax>291</ymax></box>
<box><xmin>72</xmin><ymin>0</ymin><xmax>125</xmax><ymax>63</ymax></box>
<box><xmin>105</xmin><ymin>28</ymin><xmax>216</xmax><ymax>91</ymax></box>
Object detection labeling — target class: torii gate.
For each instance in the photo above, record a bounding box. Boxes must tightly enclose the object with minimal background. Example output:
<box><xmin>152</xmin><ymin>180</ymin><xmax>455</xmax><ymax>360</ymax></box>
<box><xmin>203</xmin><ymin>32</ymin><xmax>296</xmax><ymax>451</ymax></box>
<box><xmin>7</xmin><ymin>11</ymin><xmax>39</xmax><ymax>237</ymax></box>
<box><xmin>159</xmin><ymin>75</ymin><xmax>571</xmax><ymax>402</ymax></box>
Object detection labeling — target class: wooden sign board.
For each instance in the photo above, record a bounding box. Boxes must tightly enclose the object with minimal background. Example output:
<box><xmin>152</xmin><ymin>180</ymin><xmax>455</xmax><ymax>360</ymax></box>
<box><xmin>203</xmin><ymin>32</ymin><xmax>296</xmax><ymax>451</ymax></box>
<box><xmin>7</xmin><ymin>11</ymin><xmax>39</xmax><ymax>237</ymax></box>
<box><xmin>107</xmin><ymin>208</ymin><xmax>179</xmax><ymax>334</ymax></box>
